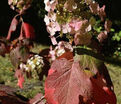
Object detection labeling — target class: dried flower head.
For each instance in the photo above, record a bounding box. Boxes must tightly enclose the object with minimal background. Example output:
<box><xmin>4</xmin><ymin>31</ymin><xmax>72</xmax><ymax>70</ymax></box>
<box><xmin>8</xmin><ymin>0</ymin><xmax>32</xmax><ymax>14</ymax></box>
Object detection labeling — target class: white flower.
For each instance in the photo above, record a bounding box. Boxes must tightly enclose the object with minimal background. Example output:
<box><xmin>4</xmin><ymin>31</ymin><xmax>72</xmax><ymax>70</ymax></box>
<box><xmin>49</xmin><ymin>48</ymin><xmax>56</xmax><ymax>61</ymax></box>
<box><xmin>24</xmin><ymin>55</ymin><xmax>44</xmax><ymax>71</ymax></box>
<box><xmin>46</xmin><ymin>14</ymin><xmax>60</xmax><ymax>36</ymax></box>
<box><xmin>45</xmin><ymin>5</ymin><xmax>51</xmax><ymax>12</ymax></box>
<box><xmin>23</xmin><ymin>64</ymin><xmax>27</xmax><ymax>69</ymax></box>
<box><xmin>57</xmin><ymin>48</ymin><xmax>65</xmax><ymax>57</ymax></box>
<box><xmin>41</xmin><ymin>61</ymin><xmax>44</xmax><ymax>66</ymax></box>
<box><xmin>47</xmin><ymin>26</ymin><xmax>56</xmax><ymax>36</ymax></box>
<box><xmin>44</xmin><ymin>0</ymin><xmax>49</xmax><ymax>4</ymax></box>
<box><xmin>20</xmin><ymin>63</ymin><xmax>27</xmax><ymax>70</ymax></box>
<box><xmin>72</xmin><ymin>4</ymin><xmax>77</xmax><ymax>9</ymax></box>
<box><xmin>44</xmin><ymin>0</ymin><xmax>51</xmax><ymax>11</ymax></box>
<box><xmin>37</xmin><ymin>59</ymin><xmax>41</xmax><ymax>62</ymax></box>
<box><xmin>62</xmin><ymin>24</ymin><xmax>71</xmax><ymax>34</ymax></box>
<box><xmin>37</xmin><ymin>65</ymin><xmax>41</xmax><ymax>68</ymax></box>
<box><xmin>31</xmin><ymin>64</ymin><xmax>36</xmax><ymax>69</ymax></box>
<box><xmin>44</xmin><ymin>12</ymin><xmax>60</xmax><ymax>36</ymax></box>
<box><xmin>30</xmin><ymin>57</ymin><xmax>34</xmax><ymax>60</ymax></box>
<box><xmin>20</xmin><ymin>63</ymin><xmax>24</xmax><ymax>69</ymax></box>
<box><xmin>54</xmin><ymin>22</ymin><xmax>61</xmax><ymax>31</ymax></box>
<box><xmin>27</xmin><ymin>59</ymin><xmax>31</xmax><ymax>64</ymax></box>
<box><xmin>85</xmin><ymin>24</ymin><xmax>92</xmax><ymax>32</ymax></box>
<box><xmin>37</xmin><ymin>56</ymin><xmax>42</xmax><ymax>59</ymax></box>
<box><xmin>50</xmin><ymin>0</ymin><xmax>55</xmax><ymax>4</ymax></box>
<box><xmin>36</xmin><ymin>61</ymin><xmax>40</xmax><ymax>65</ymax></box>
<box><xmin>35</xmin><ymin>55</ymin><xmax>39</xmax><ymax>58</ymax></box>
<box><xmin>44</xmin><ymin>15</ymin><xmax>50</xmax><ymax>25</ymax></box>
<box><xmin>44</xmin><ymin>0</ymin><xmax>57</xmax><ymax>12</ymax></box>
<box><xmin>28</xmin><ymin>61</ymin><xmax>34</xmax><ymax>66</ymax></box>
<box><xmin>25</xmin><ymin>67</ymin><xmax>29</xmax><ymax>71</ymax></box>
<box><xmin>51</xmin><ymin>13</ymin><xmax>56</xmax><ymax>21</ymax></box>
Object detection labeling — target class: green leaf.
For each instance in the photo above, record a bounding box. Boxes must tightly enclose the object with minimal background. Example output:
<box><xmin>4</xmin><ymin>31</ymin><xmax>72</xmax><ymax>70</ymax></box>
<box><xmin>110</xmin><ymin>28</ymin><xmax>115</xmax><ymax>32</ymax></box>
<box><xmin>74</xmin><ymin>47</ymin><xmax>104</xmax><ymax>77</ymax></box>
<box><xmin>119</xmin><ymin>31</ymin><xmax>121</xmax><ymax>37</ymax></box>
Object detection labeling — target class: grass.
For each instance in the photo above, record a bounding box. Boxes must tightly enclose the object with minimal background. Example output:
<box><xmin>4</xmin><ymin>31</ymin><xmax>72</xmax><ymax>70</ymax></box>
<box><xmin>0</xmin><ymin>54</ymin><xmax>45</xmax><ymax>99</ymax></box>
<box><xmin>0</xmin><ymin>43</ymin><xmax>121</xmax><ymax>103</ymax></box>
<box><xmin>0</xmin><ymin>43</ymin><xmax>48</xmax><ymax>99</ymax></box>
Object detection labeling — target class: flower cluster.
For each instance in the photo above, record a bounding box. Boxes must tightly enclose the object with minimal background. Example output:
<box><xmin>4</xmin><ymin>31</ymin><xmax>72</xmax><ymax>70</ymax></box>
<box><xmin>16</xmin><ymin>55</ymin><xmax>44</xmax><ymax>88</ymax></box>
<box><xmin>20</xmin><ymin>54</ymin><xmax>44</xmax><ymax>72</ymax></box>
<box><xmin>49</xmin><ymin>41</ymin><xmax>73</xmax><ymax>61</ymax></box>
<box><xmin>8</xmin><ymin>0</ymin><xmax>32</xmax><ymax>14</ymax></box>
<box><xmin>44</xmin><ymin>0</ymin><xmax>112</xmax><ymax>45</ymax></box>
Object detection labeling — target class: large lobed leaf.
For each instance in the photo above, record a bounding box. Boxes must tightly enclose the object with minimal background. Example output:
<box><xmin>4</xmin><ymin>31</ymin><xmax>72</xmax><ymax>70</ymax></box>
<box><xmin>45</xmin><ymin>58</ymin><xmax>93</xmax><ymax>104</ymax></box>
<box><xmin>45</xmin><ymin>57</ymin><xmax>116</xmax><ymax>104</ymax></box>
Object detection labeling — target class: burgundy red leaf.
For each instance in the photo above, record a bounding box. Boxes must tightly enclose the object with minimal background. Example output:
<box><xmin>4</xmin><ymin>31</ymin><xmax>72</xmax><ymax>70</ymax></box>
<box><xmin>45</xmin><ymin>59</ymin><xmax>93</xmax><ymax>104</ymax></box>
<box><xmin>20</xmin><ymin>22</ymin><xmax>35</xmax><ymax>39</ymax></box>
<box><xmin>57</xmin><ymin>51</ymin><xmax>73</xmax><ymax>60</ymax></box>
<box><xmin>45</xmin><ymin>57</ymin><xmax>116</xmax><ymax>104</ymax></box>
<box><xmin>7</xmin><ymin>15</ymin><xmax>19</xmax><ymax>40</ymax></box>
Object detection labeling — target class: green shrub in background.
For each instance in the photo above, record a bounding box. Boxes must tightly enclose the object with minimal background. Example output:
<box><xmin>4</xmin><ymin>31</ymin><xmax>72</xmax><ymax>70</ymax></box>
<box><xmin>101</xmin><ymin>29</ymin><xmax>121</xmax><ymax>57</ymax></box>
<box><xmin>112</xmin><ymin>30</ymin><xmax>121</xmax><ymax>57</ymax></box>
<box><xmin>90</xmin><ymin>19</ymin><xmax>121</xmax><ymax>57</ymax></box>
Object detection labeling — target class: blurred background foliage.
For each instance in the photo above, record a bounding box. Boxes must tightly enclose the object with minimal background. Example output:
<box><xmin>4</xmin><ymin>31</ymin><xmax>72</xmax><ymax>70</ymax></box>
<box><xmin>0</xmin><ymin>0</ymin><xmax>121</xmax><ymax>57</ymax></box>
